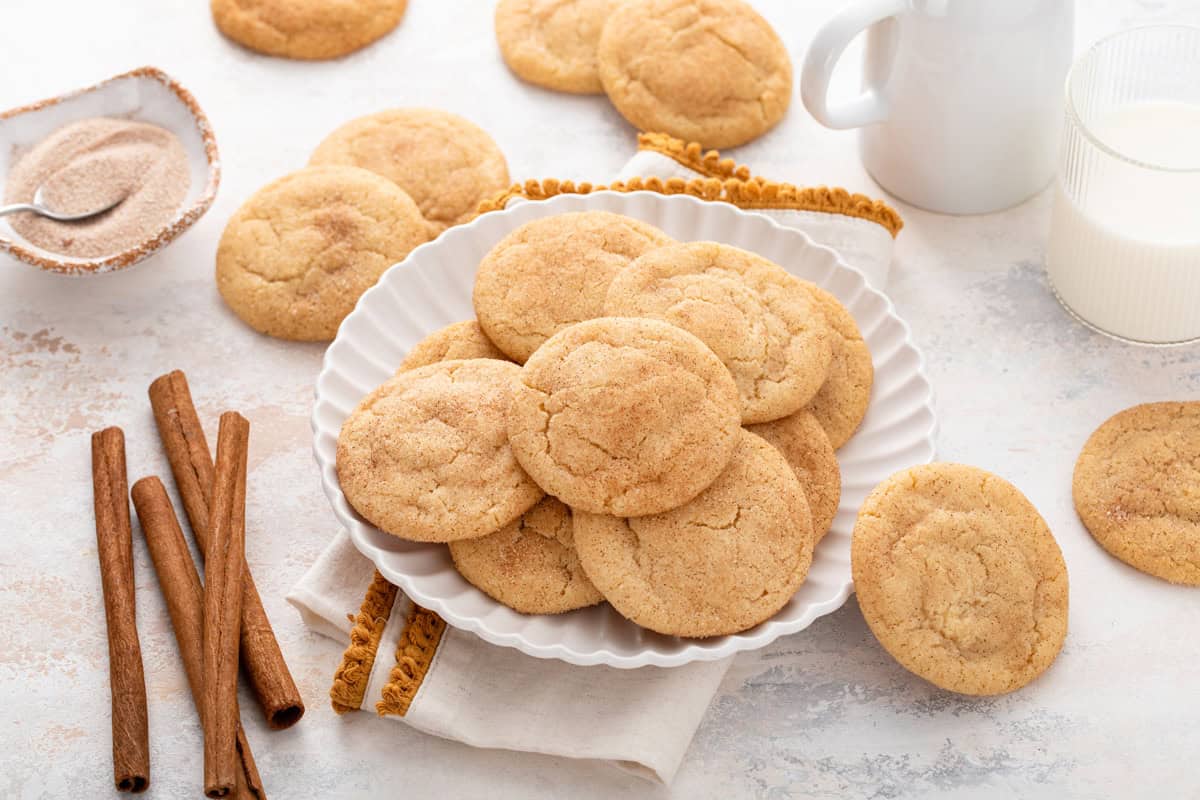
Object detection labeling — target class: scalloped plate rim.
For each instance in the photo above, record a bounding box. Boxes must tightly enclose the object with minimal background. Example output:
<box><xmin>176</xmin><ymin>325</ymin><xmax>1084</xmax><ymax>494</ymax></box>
<box><xmin>312</xmin><ymin>191</ymin><xmax>937</xmax><ymax>669</ymax></box>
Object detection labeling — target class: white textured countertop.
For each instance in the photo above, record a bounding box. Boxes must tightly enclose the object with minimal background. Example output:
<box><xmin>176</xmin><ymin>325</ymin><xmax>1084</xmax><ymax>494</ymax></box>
<box><xmin>3</xmin><ymin>1</ymin><xmax>1199</xmax><ymax>797</ymax></box>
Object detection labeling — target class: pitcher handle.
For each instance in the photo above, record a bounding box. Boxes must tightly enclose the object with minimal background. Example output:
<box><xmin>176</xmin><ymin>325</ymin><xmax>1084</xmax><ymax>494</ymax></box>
<box><xmin>801</xmin><ymin>0</ymin><xmax>906</xmax><ymax>129</ymax></box>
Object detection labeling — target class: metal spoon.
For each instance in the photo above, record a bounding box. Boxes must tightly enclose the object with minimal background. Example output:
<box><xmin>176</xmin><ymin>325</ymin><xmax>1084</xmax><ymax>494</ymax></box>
<box><xmin>0</xmin><ymin>185</ymin><xmax>126</xmax><ymax>222</ymax></box>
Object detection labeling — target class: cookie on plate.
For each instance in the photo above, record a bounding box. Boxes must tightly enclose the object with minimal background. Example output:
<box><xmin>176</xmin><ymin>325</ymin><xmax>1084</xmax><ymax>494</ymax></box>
<box><xmin>474</xmin><ymin>211</ymin><xmax>673</xmax><ymax>363</ymax></box>
<box><xmin>604</xmin><ymin>241</ymin><xmax>833</xmax><ymax>424</ymax></box>
<box><xmin>507</xmin><ymin>317</ymin><xmax>741</xmax><ymax>516</ymax></box>
<box><xmin>597</xmin><ymin>0</ymin><xmax>792</xmax><ymax>148</ymax></box>
<box><xmin>400</xmin><ymin>320</ymin><xmax>508</xmax><ymax>371</ymax></box>
<box><xmin>211</xmin><ymin>0</ymin><xmax>407</xmax><ymax>60</ymax></box>
<box><xmin>449</xmin><ymin>496</ymin><xmax>603</xmax><ymax>614</ymax></box>
<box><xmin>495</xmin><ymin>0</ymin><xmax>621</xmax><ymax>94</ymax></box>
<box><xmin>852</xmin><ymin>463</ymin><xmax>1069</xmax><ymax>695</ymax></box>
<box><xmin>337</xmin><ymin>359</ymin><xmax>544</xmax><ymax>541</ymax></box>
<box><xmin>216</xmin><ymin>166</ymin><xmax>429</xmax><ymax>342</ymax></box>
<box><xmin>747</xmin><ymin>410</ymin><xmax>840</xmax><ymax>542</ymax></box>
<box><xmin>310</xmin><ymin>109</ymin><xmax>510</xmax><ymax>232</ymax></box>
<box><xmin>801</xmin><ymin>282</ymin><xmax>873</xmax><ymax>449</ymax></box>
<box><xmin>574</xmin><ymin>429</ymin><xmax>813</xmax><ymax>637</ymax></box>
<box><xmin>1073</xmin><ymin>402</ymin><xmax>1200</xmax><ymax>585</ymax></box>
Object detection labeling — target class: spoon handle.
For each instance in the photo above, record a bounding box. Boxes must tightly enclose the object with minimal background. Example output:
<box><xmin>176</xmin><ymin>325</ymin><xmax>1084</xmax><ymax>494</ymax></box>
<box><xmin>0</xmin><ymin>202</ymin><xmax>42</xmax><ymax>219</ymax></box>
<box><xmin>0</xmin><ymin>199</ymin><xmax>122</xmax><ymax>222</ymax></box>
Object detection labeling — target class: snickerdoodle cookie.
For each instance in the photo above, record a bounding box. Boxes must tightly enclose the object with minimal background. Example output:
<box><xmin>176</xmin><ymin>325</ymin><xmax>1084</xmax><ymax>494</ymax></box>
<box><xmin>747</xmin><ymin>410</ymin><xmax>840</xmax><ymax>542</ymax></box>
<box><xmin>597</xmin><ymin>0</ymin><xmax>793</xmax><ymax>148</ymax></box>
<box><xmin>400</xmin><ymin>321</ymin><xmax>508</xmax><ymax>371</ymax></box>
<box><xmin>216</xmin><ymin>166</ymin><xmax>428</xmax><ymax>342</ymax></box>
<box><xmin>1073</xmin><ymin>402</ymin><xmax>1200</xmax><ymax>586</ymax></box>
<box><xmin>495</xmin><ymin>0</ymin><xmax>622</xmax><ymax>94</ymax></box>
<box><xmin>310</xmin><ymin>109</ymin><xmax>510</xmax><ymax>232</ymax></box>
<box><xmin>211</xmin><ymin>0</ymin><xmax>407</xmax><ymax>60</ymax></box>
<box><xmin>852</xmin><ymin>463</ymin><xmax>1069</xmax><ymax>695</ymax></box>
<box><xmin>604</xmin><ymin>242</ymin><xmax>833</xmax><ymax>424</ymax></box>
<box><xmin>474</xmin><ymin>211</ymin><xmax>673</xmax><ymax>363</ymax></box>
<box><xmin>574</xmin><ymin>429</ymin><xmax>813</xmax><ymax>637</ymax></box>
<box><xmin>337</xmin><ymin>359</ymin><xmax>543</xmax><ymax>541</ymax></box>
<box><xmin>507</xmin><ymin>317</ymin><xmax>741</xmax><ymax>516</ymax></box>
<box><xmin>449</xmin><ymin>496</ymin><xmax>603</xmax><ymax>614</ymax></box>
<box><xmin>802</xmin><ymin>283</ymin><xmax>873</xmax><ymax>449</ymax></box>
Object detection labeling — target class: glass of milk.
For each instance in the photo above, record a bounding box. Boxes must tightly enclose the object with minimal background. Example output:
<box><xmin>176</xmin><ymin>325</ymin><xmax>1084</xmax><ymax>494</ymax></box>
<box><xmin>1047</xmin><ymin>26</ymin><xmax>1200</xmax><ymax>344</ymax></box>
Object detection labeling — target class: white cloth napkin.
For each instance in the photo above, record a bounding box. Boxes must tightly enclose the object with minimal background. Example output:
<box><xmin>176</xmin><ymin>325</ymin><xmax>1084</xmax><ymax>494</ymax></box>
<box><xmin>290</xmin><ymin>532</ymin><xmax>731</xmax><ymax>783</ymax></box>
<box><xmin>287</xmin><ymin>136</ymin><xmax>900</xmax><ymax>785</ymax></box>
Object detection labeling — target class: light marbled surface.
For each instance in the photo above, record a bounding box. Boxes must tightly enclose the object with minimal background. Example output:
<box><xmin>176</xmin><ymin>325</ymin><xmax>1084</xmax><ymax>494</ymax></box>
<box><xmin>3</xmin><ymin>1</ymin><xmax>1199</xmax><ymax>797</ymax></box>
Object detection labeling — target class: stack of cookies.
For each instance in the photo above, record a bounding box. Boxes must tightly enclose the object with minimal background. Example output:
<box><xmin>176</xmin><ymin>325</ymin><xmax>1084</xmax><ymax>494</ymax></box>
<box><xmin>495</xmin><ymin>0</ymin><xmax>793</xmax><ymax>148</ymax></box>
<box><xmin>336</xmin><ymin>210</ymin><xmax>874</xmax><ymax>638</ymax></box>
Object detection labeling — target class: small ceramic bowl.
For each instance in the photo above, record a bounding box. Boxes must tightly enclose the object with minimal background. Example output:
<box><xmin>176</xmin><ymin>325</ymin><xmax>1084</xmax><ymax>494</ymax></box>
<box><xmin>0</xmin><ymin>66</ymin><xmax>220</xmax><ymax>275</ymax></box>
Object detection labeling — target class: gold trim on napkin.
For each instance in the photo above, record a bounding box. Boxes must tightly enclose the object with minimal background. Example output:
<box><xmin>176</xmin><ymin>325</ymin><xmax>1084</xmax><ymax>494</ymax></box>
<box><xmin>637</xmin><ymin>132</ymin><xmax>757</xmax><ymax>180</ymax></box>
<box><xmin>377</xmin><ymin>604</ymin><xmax>448</xmax><ymax>717</ymax></box>
<box><xmin>479</xmin><ymin>134</ymin><xmax>903</xmax><ymax>237</ymax></box>
<box><xmin>330</xmin><ymin>571</ymin><xmax>399</xmax><ymax>714</ymax></box>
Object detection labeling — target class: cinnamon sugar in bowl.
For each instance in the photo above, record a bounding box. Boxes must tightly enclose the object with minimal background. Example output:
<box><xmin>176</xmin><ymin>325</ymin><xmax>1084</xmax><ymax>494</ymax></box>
<box><xmin>0</xmin><ymin>67</ymin><xmax>220</xmax><ymax>275</ymax></box>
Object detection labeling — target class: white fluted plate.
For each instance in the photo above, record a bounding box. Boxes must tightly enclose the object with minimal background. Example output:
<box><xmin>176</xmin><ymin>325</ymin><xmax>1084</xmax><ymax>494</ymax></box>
<box><xmin>313</xmin><ymin>191</ymin><xmax>936</xmax><ymax>668</ymax></box>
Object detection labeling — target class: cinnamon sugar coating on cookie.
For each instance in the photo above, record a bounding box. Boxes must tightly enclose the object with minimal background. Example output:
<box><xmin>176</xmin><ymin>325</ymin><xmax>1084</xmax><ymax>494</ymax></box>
<box><xmin>800</xmin><ymin>282</ymin><xmax>873</xmax><ymax>449</ymax></box>
<box><xmin>311</xmin><ymin>109</ymin><xmax>509</xmax><ymax>232</ymax></box>
<box><xmin>400</xmin><ymin>321</ymin><xmax>508</xmax><ymax>371</ymax></box>
<box><xmin>337</xmin><ymin>359</ymin><xmax>543</xmax><ymax>542</ymax></box>
<box><xmin>852</xmin><ymin>463</ymin><xmax>1069</xmax><ymax>695</ymax></box>
<box><xmin>1073</xmin><ymin>401</ymin><xmax>1200</xmax><ymax>585</ymax></box>
<box><xmin>574</xmin><ymin>429</ymin><xmax>813</xmax><ymax>637</ymax></box>
<box><xmin>597</xmin><ymin>0</ymin><xmax>792</xmax><ymax>148</ymax></box>
<box><xmin>605</xmin><ymin>242</ymin><xmax>833</xmax><ymax>424</ymax></box>
<box><xmin>212</xmin><ymin>0</ymin><xmax>408</xmax><ymax>60</ymax></box>
<box><xmin>450</xmin><ymin>496</ymin><xmax>603</xmax><ymax>614</ymax></box>
<box><xmin>495</xmin><ymin>0</ymin><xmax>622</xmax><ymax>94</ymax></box>
<box><xmin>507</xmin><ymin>317</ymin><xmax>741</xmax><ymax>516</ymax></box>
<box><xmin>747</xmin><ymin>410</ymin><xmax>840</xmax><ymax>542</ymax></box>
<box><xmin>216</xmin><ymin>166</ymin><xmax>429</xmax><ymax>342</ymax></box>
<box><xmin>474</xmin><ymin>211</ymin><xmax>673</xmax><ymax>363</ymax></box>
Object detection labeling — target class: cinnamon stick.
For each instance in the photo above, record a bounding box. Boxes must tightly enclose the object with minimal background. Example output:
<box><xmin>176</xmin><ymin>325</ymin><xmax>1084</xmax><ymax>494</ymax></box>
<box><xmin>132</xmin><ymin>477</ymin><xmax>265</xmax><ymax>800</ymax></box>
<box><xmin>204</xmin><ymin>412</ymin><xmax>249</xmax><ymax>798</ymax></box>
<box><xmin>148</xmin><ymin>370</ymin><xmax>304</xmax><ymax>729</ymax></box>
<box><xmin>91</xmin><ymin>427</ymin><xmax>150</xmax><ymax>794</ymax></box>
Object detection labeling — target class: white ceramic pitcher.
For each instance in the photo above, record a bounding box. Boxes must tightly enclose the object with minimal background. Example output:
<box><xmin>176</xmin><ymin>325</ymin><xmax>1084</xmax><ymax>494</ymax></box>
<box><xmin>801</xmin><ymin>0</ymin><xmax>1074</xmax><ymax>215</ymax></box>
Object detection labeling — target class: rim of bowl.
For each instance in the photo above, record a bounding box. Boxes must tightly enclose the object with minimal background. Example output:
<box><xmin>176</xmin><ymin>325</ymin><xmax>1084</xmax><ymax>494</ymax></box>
<box><xmin>0</xmin><ymin>65</ymin><xmax>222</xmax><ymax>275</ymax></box>
<box><xmin>1065</xmin><ymin>25</ymin><xmax>1200</xmax><ymax>174</ymax></box>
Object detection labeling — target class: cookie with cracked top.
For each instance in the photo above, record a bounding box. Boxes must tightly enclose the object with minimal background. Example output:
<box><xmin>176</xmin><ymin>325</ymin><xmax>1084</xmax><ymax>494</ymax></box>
<box><xmin>211</xmin><ymin>0</ymin><xmax>408</xmax><ymax>60</ymax></box>
<box><xmin>507</xmin><ymin>316</ymin><xmax>741</xmax><ymax>516</ymax></box>
<box><xmin>495</xmin><ymin>0</ymin><xmax>622</xmax><ymax>94</ymax></box>
<box><xmin>852</xmin><ymin>463</ymin><xmax>1069</xmax><ymax>696</ymax></box>
<box><xmin>216</xmin><ymin>166</ymin><xmax>428</xmax><ymax>342</ymax></box>
<box><xmin>1073</xmin><ymin>401</ymin><xmax>1200</xmax><ymax>585</ymax></box>
<box><xmin>473</xmin><ymin>211</ymin><xmax>673</xmax><ymax>363</ymax></box>
<box><xmin>800</xmin><ymin>281</ymin><xmax>873</xmax><ymax>449</ymax></box>
<box><xmin>337</xmin><ymin>358</ymin><xmax>544</xmax><ymax>541</ymax></box>
<box><xmin>450</xmin><ymin>496</ymin><xmax>604</xmax><ymax>614</ymax></box>
<box><xmin>400</xmin><ymin>320</ymin><xmax>509</xmax><ymax>371</ymax></box>
<box><xmin>310</xmin><ymin>109</ymin><xmax>510</xmax><ymax>232</ymax></box>
<box><xmin>597</xmin><ymin>0</ymin><xmax>793</xmax><ymax>148</ymax></box>
<box><xmin>605</xmin><ymin>241</ymin><xmax>833</xmax><ymax>424</ymax></box>
<box><xmin>747</xmin><ymin>409</ymin><xmax>840</xmax><ymax>542</ymax></box>
<box><xmin>573</xmin><ymin>429</ymin><xmax>813</xmax><ymax>637</ymax></box>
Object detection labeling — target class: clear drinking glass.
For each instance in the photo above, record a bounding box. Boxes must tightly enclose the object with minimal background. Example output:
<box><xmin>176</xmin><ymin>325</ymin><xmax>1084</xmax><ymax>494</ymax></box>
<box><xmin>1046</xmin><ymin>26</ymin><xmax>1200</xmax><ymax>345</ymax></box>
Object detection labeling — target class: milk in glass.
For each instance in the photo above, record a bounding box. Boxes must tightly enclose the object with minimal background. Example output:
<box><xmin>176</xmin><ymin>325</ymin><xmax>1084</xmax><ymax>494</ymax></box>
<box><xmin>1048</xmin><ymin>101</ymin><xmax>1200</xmax><ymax>343</ymax></box>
